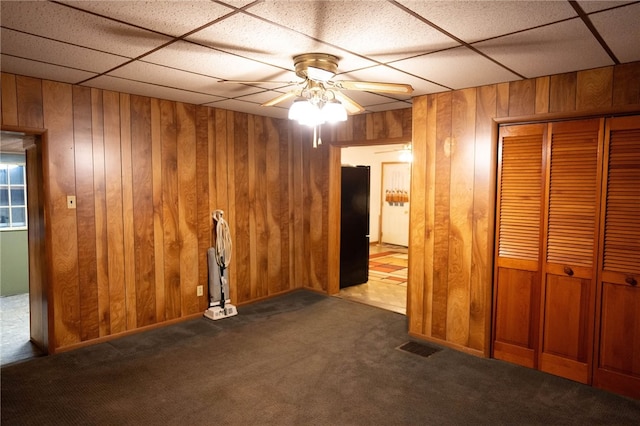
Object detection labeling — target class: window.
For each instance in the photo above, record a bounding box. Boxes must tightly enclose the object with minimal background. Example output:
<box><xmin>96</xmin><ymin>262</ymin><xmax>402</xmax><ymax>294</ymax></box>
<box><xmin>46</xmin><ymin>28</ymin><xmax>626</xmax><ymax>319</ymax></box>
<box><xmin>0</xmin><ymin>163</ymin><xmax>27</xmax><ymax>229</ymax></box>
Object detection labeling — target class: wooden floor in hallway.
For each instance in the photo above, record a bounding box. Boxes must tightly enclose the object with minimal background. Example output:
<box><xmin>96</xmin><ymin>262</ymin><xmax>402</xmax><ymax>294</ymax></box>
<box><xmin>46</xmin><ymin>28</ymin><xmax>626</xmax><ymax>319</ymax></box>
<box><xmin>336</xmin><ymin>243</ymin><xmax>407</xmax><ymax>315</ymax></box>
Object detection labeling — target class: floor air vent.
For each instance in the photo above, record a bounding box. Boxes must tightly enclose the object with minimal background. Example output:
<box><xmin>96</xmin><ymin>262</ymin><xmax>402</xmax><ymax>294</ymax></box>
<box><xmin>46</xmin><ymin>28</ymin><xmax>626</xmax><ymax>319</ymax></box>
<box><xmin>397</xmin><ymin>341</ymin><xmax>441</xmax><ymax>358</ymax></box>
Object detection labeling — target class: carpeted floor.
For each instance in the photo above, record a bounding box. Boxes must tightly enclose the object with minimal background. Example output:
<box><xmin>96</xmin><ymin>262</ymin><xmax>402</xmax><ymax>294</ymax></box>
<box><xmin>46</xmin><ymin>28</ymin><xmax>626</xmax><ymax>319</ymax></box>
<box><xmin>2</xmin><ymin>290</ymin><xmax>639</xmax><ymax>425</ymax></box>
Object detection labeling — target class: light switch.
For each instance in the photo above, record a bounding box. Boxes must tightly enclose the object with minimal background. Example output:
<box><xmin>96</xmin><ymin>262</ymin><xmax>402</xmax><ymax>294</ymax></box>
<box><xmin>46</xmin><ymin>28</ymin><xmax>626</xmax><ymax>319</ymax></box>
<box><xmin>67</xmin><ymin>195</ymin><xmax>76</xmax><ymax>209</ymax></box>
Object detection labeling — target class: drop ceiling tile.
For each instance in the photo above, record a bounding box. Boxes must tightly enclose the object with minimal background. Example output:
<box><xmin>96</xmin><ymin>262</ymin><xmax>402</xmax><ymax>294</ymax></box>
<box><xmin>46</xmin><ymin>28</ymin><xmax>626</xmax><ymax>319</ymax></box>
<box><xmin>391</xmin><ymin>47</ymin><xmax>521</xmax><ymax>90</ymax></box>
<box><xmin>577</xmin><ymin>1</ymin><xmax>635</xmax><ymax>13</ymax></box>
<box><xmin>218</xmin><ymin>0</ymin><xmax>259</xmax><ymax>9</ymax></box>
<box><xmin>333</xmin><ymin>90</ymin><xmax>405</xmax><ymax>109</ymax></box>
<box><xmin>248</xmin><ymin>1</ymin><xmax>459</xmax><ymax>62</ymax></box>
<box><xmin>398</xmin><ymin>0</ymin><xmax>577</xmax><ymax>43</ymax></box>
<box><xmin>109</xmin><ymin>61</ymin><xmax>263</xmax><ymax>99</ymax></box>
<box><xmin>59</xmin><ymin>1</ymin><xmax>234</xmax><ymax>37</ymax></box>
<box><xmin>1</xmin><ymin>28</ymin><xmax>129</xmax><ymax>74</ymax></box>
<box><xmin>338</xmin><ymin>65</ymin><xmax>448</xmax><ymax>96</ymax></box>
<box><xmin>143</xmin><ymin>41</ymin><xmax>295</xmax><ymax>83</ymax></box>
<box><xmin>185</xmin><ymin>13</ymin><xmax>376</xmax><ymax>74</ymax></box>
<box><xmin>236</xmin><ymin>90</ymin><xmax>295</xmax><ymax>105</ymax></box>
<box><xmin>590</xmin><ymin>3</ymin><xmax>640</xmax><ymax>63</ymax></box>
<box><xmin>0</xmin><ymin>55</ymin><xmax>97</xmax><ymax>84</ymax></box>
<box><xmin>0</xmin><ymin>133</ymin><xmax>29</xmax><ymax>153</ymax></box>
<box><xmin>1</xmin><ymin>0</ymin><xmax>634</xmax><ymax>120</ymax></box>
<box><xmin>0</xmin><ymin>1</ymin><xmax>171</xmax><ymax>58</ymax></box>
<box><xmin>86</xmin><ymin>75</ymin><xmax>224</xmax><ymax>105</ymax></box>
<box><xmin>207</xmin><ymin>82</ymin><xmax>281</xmax><ymax>100</ymax></box>
<box><xmin>474</xmin><ymin>18</ymin><xmax>615</xmax><ymax>78</ymax></box>
<box><xmin>205</xmin><ymin>99</ymin><xmax>289</xmax><ymax>120</ymax></box>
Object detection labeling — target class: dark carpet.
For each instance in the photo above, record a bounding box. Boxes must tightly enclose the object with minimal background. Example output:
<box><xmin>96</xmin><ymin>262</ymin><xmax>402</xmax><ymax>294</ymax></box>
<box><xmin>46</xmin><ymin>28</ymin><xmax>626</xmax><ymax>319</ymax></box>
<box><xmin>2</xmin><ymin>290</ymin><xmax>639</xmax><ymax>425</ymax></box>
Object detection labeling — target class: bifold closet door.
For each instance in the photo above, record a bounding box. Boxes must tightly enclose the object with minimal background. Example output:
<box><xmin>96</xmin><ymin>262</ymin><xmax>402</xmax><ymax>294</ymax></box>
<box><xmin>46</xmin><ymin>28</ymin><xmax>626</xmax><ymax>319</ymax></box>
<box><xmin>593</xmin><ymin>115</ymin><xmax>640</xmax><ymax>400</ymax></box>
<box><xmin>538</xmin><ymin>118</ymin><xmax>603</xmax><ymax>384</ymax></box>
<box><xmin>492</xmin><ymin>123</ymin><xmax>546</xmax><ymax>368</ymax></box>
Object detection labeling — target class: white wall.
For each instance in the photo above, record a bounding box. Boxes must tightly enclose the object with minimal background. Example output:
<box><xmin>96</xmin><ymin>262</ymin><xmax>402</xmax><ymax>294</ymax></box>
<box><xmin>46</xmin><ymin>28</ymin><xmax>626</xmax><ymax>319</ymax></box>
<box><xmin>341</xmin><ymin>144</ymin><xmax>411</xmax><ymax>243</ymax></box>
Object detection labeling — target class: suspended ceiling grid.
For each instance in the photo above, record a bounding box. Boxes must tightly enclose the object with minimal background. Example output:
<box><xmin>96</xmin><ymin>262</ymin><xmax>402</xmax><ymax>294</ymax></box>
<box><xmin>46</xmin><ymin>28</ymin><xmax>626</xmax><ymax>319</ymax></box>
<box><xmin>1</xmin><ymin>1</ymin><xmax>639</xmax><ymax>120</ymax></box>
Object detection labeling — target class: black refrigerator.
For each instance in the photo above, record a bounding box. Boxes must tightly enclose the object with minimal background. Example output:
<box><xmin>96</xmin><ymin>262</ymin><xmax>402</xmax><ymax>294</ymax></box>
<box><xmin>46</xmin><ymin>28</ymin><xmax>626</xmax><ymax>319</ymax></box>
<box><xmin>340</xmin><ymin>165</ymin><xmax>370</xmax><ymax>288</ymax></box>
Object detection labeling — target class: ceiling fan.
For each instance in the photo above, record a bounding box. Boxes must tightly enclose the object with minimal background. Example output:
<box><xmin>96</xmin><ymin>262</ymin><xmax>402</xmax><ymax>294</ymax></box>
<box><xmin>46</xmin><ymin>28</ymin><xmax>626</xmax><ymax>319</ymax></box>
<box><xmin>220</xmin><ymin>53</ymin><xmax>414</xmax><ymax>115</ymax></box>
<box><xmin>375</xmin><ymin>143</ymin><xmax>412</xmax><ymax>154</ymax></box>
<box><xmin>375</xmin><ymin>143</ymin><xmax>413</xmax><ymax>162</ymax></box>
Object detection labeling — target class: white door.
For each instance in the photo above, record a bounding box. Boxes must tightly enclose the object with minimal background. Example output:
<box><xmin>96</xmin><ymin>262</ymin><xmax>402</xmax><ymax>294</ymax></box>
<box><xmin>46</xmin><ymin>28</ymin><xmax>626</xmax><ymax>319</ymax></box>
<box><xmin>380</xmin><ymin>162</ymin><xmax>410</xmax><ymax>246</ymax></box>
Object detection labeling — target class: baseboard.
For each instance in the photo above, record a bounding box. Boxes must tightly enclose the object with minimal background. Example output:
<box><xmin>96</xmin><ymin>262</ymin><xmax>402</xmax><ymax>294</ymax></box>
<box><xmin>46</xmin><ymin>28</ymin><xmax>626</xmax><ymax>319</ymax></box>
<box><xmin>51</xmin><ymin>311</ymin><xmax>204</xmax><ymax>354</ymax></box>
<box><xmin>236</xmin><ymin>287</ymin><xmax>309</xmax><ymax>307</ymax></box>
<box><xmin>408</xmin><ymin>331</ymin><xmax>486</xmax><ymax>358</ymax></box>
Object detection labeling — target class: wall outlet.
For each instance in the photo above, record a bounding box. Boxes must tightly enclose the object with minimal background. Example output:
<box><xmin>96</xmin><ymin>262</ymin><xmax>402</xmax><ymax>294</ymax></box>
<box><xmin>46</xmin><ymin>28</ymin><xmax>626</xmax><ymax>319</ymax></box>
<box><xmin>67</xmin><ymin>195</ymin><xmax>76</xmax><ymax>209</ymax></box>
<box><xmin>197</xmin><ymin>285</ymin><xmax>203</xmax><ymax>296</ymax></box>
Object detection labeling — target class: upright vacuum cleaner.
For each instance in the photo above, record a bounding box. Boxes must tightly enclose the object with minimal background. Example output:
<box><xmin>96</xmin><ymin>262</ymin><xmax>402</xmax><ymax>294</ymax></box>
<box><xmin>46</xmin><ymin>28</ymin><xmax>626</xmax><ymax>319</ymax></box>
<box><xmin>204</xmin><ymin>210</ymin><xmax>238</xmax><ymax>321</ymax></box>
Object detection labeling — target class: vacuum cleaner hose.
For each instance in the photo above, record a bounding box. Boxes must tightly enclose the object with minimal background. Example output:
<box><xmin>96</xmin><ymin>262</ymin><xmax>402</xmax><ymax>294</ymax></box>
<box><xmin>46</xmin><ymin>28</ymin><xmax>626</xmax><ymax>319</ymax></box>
<box><xmin>212</xmin><ymin>210</ymin><xmax>232</xmax><ymax>269</ymax></box>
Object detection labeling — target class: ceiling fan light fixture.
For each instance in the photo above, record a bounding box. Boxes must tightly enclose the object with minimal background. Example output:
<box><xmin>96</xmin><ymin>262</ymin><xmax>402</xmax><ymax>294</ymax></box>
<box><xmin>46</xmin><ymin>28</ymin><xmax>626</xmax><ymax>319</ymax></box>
<box><xmin>298</xmin><ymin>113</ymin><xmax>325</xmax><ymax>127</ymax></box>
<box><xmin>289</xmin><ymin>98</ymin><xmax>346</xmax><ymax>128</ymax></box>
<box><xmin>294</xmin><ymin>53</ymin><xmax>339</xmax><ymax>80</ymax></box>
<box><xmin>288</xmin><ymin>98</ymin><xmax>309</xmax><ymax>121</ymax></box>
<box><xmin>321</xmin><ymin>100</ymin><xmax>347</xmax><ymax>123</ymax></box>
<box><xmin>307</xmin><ymin>66</ymin><xmax>335</xmax><ymax>82</ymax></box>
<box><xmin>289</xmin><ymin>99</ymin><xmax>325</xmax><ymax>127</ymax></box>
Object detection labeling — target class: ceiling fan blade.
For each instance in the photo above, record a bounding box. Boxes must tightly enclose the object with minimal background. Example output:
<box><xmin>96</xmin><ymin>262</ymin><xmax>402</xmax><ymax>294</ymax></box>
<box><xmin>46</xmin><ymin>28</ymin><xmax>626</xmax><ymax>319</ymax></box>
<box><xmin>375</xmin><ymin>149</ymin><xmax>402</xmax><ymax>154</ymax></box>
<box><xmin>375</xmin><ymin>144</ymin><xmax>412</xmax><ymax>154</ymax></box>
<box><xmin>219</xmin><ymin>79</ymin><xmax>299</xmax><ymax>86</ymax></box>
<box><xmin>333</xmin><ymin>92</ymin><xmax>365</xmax><ymax>114</ymax></box>
<box><xmin>331</xmin><ymin>80</ymin><xmax>414</xmax><ymax>95</ymax></box>
<box><xmin>261</xmin><ymin>90</ymin><xmax>300</xmax><ymax>107</ymax></box>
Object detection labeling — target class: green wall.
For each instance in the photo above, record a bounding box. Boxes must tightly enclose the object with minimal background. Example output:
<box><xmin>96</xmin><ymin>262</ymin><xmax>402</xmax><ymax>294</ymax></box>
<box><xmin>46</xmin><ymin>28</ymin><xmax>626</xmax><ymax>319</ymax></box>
<box><xmin>0</xmin><ymin>230</ymin><xmax>29</xmax><ymax>296</ymax></box>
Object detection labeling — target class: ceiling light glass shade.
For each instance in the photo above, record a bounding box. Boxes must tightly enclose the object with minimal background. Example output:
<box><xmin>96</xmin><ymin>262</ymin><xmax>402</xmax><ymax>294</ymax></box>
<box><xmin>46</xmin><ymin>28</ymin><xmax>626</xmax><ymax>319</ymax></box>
<box><xmin>289</xmin><ymin>99</ymin><xmax>326</xmax><ymax>127</ymax></box>
<box><xmin>289</xmin><ymin>96</ymin><xmax>346</xmax><ymax>128</ymax></box>
<box><xmin>297</xmin><ymin>110</ymin><xmax>325</xmax><ymax>127</ymax></box>
<box><xmin>321</xmin><ymin>100</ymin><xmax>347</xmax><ymax>123</ymax></box>
<box><xmin>288</xmin><ymin>99</ymin><xmax>311</xmax><ymax>121</ymax></box>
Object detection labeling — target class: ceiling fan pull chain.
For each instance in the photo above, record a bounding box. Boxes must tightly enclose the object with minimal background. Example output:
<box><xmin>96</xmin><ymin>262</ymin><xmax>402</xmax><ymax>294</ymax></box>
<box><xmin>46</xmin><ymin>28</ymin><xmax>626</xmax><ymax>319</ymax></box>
<box><xmin>313</xmin><ymin>125</ymin><xmax>318</xmax><ymax>148</ymax></box>
<box><xmin>311</xmin><ymin>125</ymin><xmax>322</xmax><ymax>148</ymax></box>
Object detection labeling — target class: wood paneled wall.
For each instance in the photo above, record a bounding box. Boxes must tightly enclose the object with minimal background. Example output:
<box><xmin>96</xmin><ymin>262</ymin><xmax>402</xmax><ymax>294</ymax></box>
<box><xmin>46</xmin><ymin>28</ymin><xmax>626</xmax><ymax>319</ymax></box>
<box><xmin>1</xmin><ymin>72</ymin><xmax>329</xmax><ymax>352</ymax></box>
<box><xmin>333</xmin><ymin>108</ymin><xmax>412</xmax><ymax>146</ymax></box>
<box><xmin>408</xmin><ymin>61</ymin><xmax>640</xmax><ymax>356</ymax></box>
<box><xmin>3</xmin><ymin>61</ymin><xmax>638</xmax><ymax>355</ymax></box>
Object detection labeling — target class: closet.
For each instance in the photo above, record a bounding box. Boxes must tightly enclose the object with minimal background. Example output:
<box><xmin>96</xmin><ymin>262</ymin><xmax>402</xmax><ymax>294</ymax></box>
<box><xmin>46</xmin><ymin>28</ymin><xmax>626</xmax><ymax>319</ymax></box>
<box><xmin>492</xmin><ymin>115</ymin><xmax>639</xmax><ymax>400</ymax></box>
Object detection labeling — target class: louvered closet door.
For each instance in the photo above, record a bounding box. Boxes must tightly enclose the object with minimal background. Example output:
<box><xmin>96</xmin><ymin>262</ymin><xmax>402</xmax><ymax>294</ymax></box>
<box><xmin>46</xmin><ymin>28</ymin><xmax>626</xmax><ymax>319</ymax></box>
<box><xmin>539</xmin><ymin>118</ymin><xmax>603</xmax><ymax>384</ymax></box>
<box><xmin>493</xmin><ymin>124</ymin><xmax>546</xmax><ymax>368</ymax></box>
<box><xmin>593</xmin><ymin>115</ymin><xmax>640</xmax><ymax>400</ymax></box>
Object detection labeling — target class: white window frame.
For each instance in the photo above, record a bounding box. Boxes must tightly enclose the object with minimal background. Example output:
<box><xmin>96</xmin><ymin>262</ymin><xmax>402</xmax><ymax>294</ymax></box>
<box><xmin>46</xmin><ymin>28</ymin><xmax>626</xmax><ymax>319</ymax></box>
<box><xmin>0</xmin><ymin>162</ymin><xmax>28</xmax><ymax>231</ymax></box>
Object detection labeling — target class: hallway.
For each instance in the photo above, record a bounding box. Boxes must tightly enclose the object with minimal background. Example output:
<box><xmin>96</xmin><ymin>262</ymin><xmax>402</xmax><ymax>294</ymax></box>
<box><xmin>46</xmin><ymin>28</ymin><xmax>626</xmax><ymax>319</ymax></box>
<box><xmin>336</xmin><ymin>244</ymin><xmax>408</xmax><ymax>314</ymax></box>
<box><xmin>0</xmin><ymin>293</ymin><xmax>43</xmax><ymax>366</ymax></box>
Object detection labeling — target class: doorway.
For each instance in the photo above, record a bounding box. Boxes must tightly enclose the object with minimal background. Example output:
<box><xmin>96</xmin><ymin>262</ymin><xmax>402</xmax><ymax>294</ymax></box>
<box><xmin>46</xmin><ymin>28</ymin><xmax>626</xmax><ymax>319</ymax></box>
<box><xmin>335</xmin><ymin>144</ymin><xmax>411</xmax><ymax>314</ymax></box>
<box><xmin>380</xmin><ymin>161</ymin><xmax>410</xmax><ymax>246</ymax></box>
<box><xmin>0</xmin><ymin>130</ymin><xmax>46</xmax><ymax>365</ymax></box>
